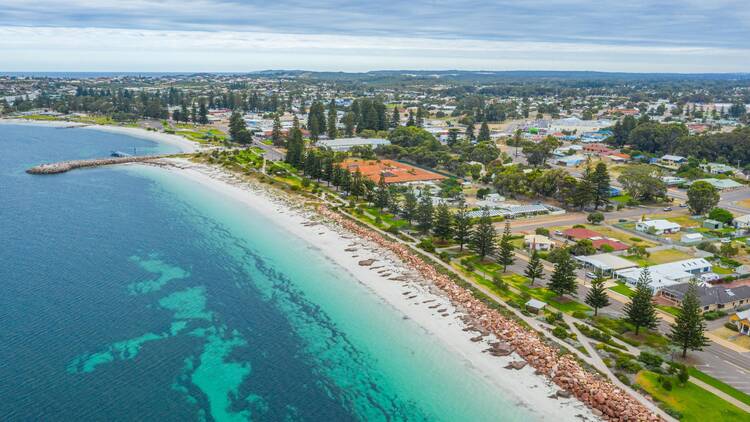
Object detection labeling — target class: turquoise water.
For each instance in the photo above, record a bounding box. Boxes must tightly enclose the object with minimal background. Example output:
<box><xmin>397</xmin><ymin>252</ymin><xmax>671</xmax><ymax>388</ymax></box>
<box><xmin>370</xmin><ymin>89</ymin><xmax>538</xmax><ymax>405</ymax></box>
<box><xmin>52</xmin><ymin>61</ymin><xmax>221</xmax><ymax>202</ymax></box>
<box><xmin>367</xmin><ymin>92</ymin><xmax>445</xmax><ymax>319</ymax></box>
<box><xmin>0</xmin><ymin>124</ymin><xmax>534</xmax><ymax>421</ymax></box>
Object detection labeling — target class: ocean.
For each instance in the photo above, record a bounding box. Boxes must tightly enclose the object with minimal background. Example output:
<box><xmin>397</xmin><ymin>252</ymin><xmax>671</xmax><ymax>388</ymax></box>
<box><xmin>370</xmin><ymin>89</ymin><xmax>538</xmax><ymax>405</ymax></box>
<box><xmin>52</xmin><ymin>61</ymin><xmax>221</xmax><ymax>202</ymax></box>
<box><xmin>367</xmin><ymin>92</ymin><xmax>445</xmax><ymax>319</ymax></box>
<box><xmin>0</xmin><ymin>123</ymin><xmax>534</xmax><ymax>421</ymax></box>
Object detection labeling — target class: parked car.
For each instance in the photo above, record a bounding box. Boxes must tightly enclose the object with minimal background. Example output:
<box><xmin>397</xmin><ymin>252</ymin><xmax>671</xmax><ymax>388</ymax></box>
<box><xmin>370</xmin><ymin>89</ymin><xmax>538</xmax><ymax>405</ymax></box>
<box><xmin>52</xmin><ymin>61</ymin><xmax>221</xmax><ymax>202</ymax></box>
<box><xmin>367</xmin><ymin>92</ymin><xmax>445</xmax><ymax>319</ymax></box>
<box><xmin>618</xmin><ymin>218</ymin><xmax>628</xmax><ymax>223</ymax></box>
<box><xmin>678</xmin><ymin>203</ymin><xmax>687</xmax><ymax>208</ymax></box>
<box><xmin>663</xmin><ymin>207</ymin><xmax>672</xmax><ymax>211</ymax></box>
<box><xmin>554</xmin><ymin>230</ymin><xmax>563</xmax><ymax>236</ymax></box>
<box><xmin>585</xmin><ymin>271</ymin><xmax>597</xmax><ymax>279</ymax></box>
<box><xmin>720</xmin><ymin>238</ymin><xmax>731</xmax><ymax>244</ymax></box>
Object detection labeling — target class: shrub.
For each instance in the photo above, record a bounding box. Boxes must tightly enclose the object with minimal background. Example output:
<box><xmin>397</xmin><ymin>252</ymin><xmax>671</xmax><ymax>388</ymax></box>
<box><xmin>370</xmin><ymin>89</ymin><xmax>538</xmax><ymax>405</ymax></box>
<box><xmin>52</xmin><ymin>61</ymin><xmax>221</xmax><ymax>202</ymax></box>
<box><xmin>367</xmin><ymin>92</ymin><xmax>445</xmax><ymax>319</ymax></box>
<box><xmin>661</xmin><ymin>379</ymin><xmax>673</xmax><ymax>391</ymax></box>
<box><xmin>572</xmin><ymin>311</ymin><xmax>588</xmax><ymax>319</ymax></box>
<box><xmin>678</xmin><ymin>365</ymin><xmax>689</xmax><ymax>385</ymax></box>
<box><xmin>573</xmin><ymin>224</ymin><xmax>585</xmax><ymax>229</ymax></box>
<box><xmin>725</xmin><ymin>322</ymin><xmax>739</xmax><ymax>332</ymax></box>
<box><xmin>492</xmin><ymin>275</ymin><xmax>507</xmax><ymax>291</ymax></box>
<box><xmin>552</xmin><ymin>326</ymin><xmax>568</xmax><ymax>339</ymax></box>
<box><xmin>546</xmin><ymin>312</ymin><xmax>563</xmax><ymax>325</ymax></box>
<box><xmin>439</xmin><ymin>251</ymin><xmax>450</xmax><ymax>262</ymax></box>
<box><xmin>629</xmin><ymin>237</ymin><xmax>643</xmax><ymax>242</ymax></box>
<box><xmin>615</xmin><ymin>372</ymin><xmax>631</xmax><ymax>386</ymax></box>
<box><xmin>703</xmin><ymin>310</ymin><xmax>726</xmax><ymax>321</ymax></box>
<box><xmin>616</xmin><ymin>356</ymin><xmax>642</xmax><ymax>374</ymax></box>
<box><xmin>535</xmin><ymin>227</ymin><xmax>550</xmax><ymax>236</ymax></box>
<box><xmin>385</xmin><ymin>225</ymin><xmax>400</xmax><ymax>234</ymax></box>
<box><xmin>638</xmin><ymin>352</ymin><xmax>664</xmax><ymax>368</ymax></box>
<box><xmin>417</xmin><ymin>238</ymin><xmax>435</xmax><ymax>253</ymax></box>
<box><xmin>602</xmin><ymin>357</ymin><xmax>613</xmax><ymax>368</ymax></box>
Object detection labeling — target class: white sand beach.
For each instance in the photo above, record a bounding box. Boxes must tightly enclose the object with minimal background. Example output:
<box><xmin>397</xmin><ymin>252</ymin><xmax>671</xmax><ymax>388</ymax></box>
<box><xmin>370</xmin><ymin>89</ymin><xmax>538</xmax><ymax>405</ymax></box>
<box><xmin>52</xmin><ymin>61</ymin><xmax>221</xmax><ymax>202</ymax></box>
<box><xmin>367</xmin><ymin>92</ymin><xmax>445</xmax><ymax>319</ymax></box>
<box><xmin>157</xmin><ymin>158</ymin><xmax>599</xmax><ymax>421</ymax></box>
<box><xmin>0</xmin><ymin>118</ymin><xmax>199</xmax><ymax>153</ymax></box>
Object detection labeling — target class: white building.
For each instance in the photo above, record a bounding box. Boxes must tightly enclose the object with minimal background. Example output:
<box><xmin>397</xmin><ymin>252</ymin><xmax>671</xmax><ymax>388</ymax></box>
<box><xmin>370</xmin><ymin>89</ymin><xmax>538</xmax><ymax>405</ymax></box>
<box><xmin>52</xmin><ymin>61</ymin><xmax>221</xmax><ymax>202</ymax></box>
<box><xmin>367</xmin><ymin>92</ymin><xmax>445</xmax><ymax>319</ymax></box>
<box><xmin>734</xmin><ymin>215</ymin><xmax>750</xmax><ymax>231</ymax></box>
<box><xmin>636</xmin><ymin>219</ymin><xmax>681</xmax><ymax>235</ymax></box>
<box><xmin>575</xmin><ymin>253</ymin><xmax>638</xmax><ymax>276</ymax></box>
<box><xmin>523</xmin><ymin>235</ymin><xmax>555</xmax><ymax>251</ymax></box>
<box><xmin>615</xmin><ymin>258</ymin><xmax>712</xmax><ymax>291</ymax></box>
<box><xmin>681</xmin><ymin>233</ymin><xmax>704</xmax><ymax>244</ymax></box>
<box><xmin>317</xmin><ymin>137</ymin><xmax>391</xmax><ymax>152</ymax></box>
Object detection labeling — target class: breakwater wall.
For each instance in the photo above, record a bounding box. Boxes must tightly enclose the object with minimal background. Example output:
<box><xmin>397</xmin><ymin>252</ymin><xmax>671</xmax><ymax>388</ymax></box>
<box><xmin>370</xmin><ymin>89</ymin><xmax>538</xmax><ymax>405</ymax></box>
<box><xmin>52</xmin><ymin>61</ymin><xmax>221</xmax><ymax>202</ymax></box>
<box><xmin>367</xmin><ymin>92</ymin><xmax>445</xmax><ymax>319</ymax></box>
<box><xmin>26</xmin><ymin>155</ymin><xmax>168</xmax><ymax>174</ymax></box>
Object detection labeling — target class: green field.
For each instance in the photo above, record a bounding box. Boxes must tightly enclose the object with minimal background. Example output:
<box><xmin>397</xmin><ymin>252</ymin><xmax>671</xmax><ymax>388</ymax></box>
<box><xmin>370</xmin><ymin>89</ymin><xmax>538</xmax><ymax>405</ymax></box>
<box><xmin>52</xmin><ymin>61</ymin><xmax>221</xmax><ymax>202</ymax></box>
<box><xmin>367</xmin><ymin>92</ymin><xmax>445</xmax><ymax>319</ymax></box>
<box><xmin>689</xmin><ymin>368</ymin><xmax>750</xmax><ymax>407</ymax></box>
<box><xmin>636</xmin><ymin>370</ymin><xmax>747</xmax><ymax>421</ymax></box>
<box><xmin>608</xmin><ymin>283</ymin><xmax>635</xmax><ymax>298</ymax></box>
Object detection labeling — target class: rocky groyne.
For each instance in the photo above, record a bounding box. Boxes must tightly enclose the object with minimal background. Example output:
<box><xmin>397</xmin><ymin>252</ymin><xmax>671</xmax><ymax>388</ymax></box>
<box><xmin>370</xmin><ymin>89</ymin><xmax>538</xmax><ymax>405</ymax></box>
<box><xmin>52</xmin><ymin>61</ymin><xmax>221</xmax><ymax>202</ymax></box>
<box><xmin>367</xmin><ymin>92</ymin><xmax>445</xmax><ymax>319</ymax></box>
<box><xmin>26</xmin><ymin>155</ymin><xmax>168</xmax><ymax>174</ymax></box>
<box><xmin>319</xmin><ymin>206</ymin><xmax>661</xmax><ymax>421</ymax></box>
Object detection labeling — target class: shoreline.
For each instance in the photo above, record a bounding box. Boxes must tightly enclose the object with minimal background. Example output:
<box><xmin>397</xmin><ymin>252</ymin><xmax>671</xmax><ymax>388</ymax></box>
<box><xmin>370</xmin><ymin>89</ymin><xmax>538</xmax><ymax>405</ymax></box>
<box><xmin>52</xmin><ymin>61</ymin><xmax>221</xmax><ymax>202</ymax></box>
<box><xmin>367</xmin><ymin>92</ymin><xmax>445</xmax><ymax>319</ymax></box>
<box><xmin>0</xmin><ymin>118</ymin><xmax>200</xmax><ymax>153</ymax></box>
<box><xmin>155</xmin><ymin>158</ymin><xmax>599</xmax><ymax>421</ymax></box>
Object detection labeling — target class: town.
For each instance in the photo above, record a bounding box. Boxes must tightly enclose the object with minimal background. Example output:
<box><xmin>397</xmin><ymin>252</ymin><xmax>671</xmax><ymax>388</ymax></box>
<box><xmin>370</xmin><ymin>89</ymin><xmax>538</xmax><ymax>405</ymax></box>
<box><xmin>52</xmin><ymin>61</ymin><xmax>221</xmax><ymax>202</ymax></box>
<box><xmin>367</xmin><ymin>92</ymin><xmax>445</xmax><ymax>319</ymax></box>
<box><xmin>4</xmin><ymin>70</ymin><xmax>750</xmax><ymax>420</ymax></box>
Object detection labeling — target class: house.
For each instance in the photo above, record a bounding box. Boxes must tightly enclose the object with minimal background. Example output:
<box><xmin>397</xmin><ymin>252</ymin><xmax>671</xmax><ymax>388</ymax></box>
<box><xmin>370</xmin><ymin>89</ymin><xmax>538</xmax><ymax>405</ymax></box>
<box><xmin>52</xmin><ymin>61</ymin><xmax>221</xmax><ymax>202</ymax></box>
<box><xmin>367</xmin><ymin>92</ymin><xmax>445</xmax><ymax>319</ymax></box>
<box><xmin>662</xmin><ymin>176</ymin><xmax>687</xmax><ymax>186</ymax></box>
<box><xmin>524</xmin><ymin>234</ymin><xmax>555</xmax><ymax>251</ymax></box>
<box><xmin>556</xmin><ymin>155</ymin><xmax>586</xmax><ymax>167</ymax></box>
<box><xmin>562</xmin><ymin>228</ymin><xmax>602</xmax><ymax>240</ymax></box>
<box><xmin>664</xmin><ymin>284</ymin><xmax>750</xmax><ymax>313</ymax></box>
<box><xmin>734</xmin><ymin>215</ymin><xmax>750</xmax><ymax>230</ymax></box>
<box><xmin>583</xmin><ymin>143</ymin><xmax>615</xmax><ymax>156</ymax></box>
<box><xmin>658</xmin><ymin>155</ymin><xmax>687</xmax><ymax>169</ymax></box>
<box><xmin>317</xmin><ymin>137</ymin><xmax>391</xmax><ymax>151</ymax></box>
<box><xmin>525</xmin><ymin>299</ymin><xmax>547</xmax><ymax>314</ymax></box>
<box><xmin>575</xmin><ymin>253</ymin><xmax>638</xmax><ymax>276</ymax></box>
<box><xmin>562</xmin><ymin>228</ymin><xmax>628</xmax><ymax>251</ymax></box>
<box><xmin>636</xmin><ymin>219</ymin><xmax>681</xmax><ymax>235</ymax></box>
<box><xmin>702</xmin><ymin>219</ymin><xmax>724</xmax><ymax>230</ymax></box>
<box><xmin>700</xmin><ymin>163</ymin><xmax>736</xmax><ymax>175</ymax></box>
<box><xmin>694</xmin><ymin>178</ymin><xmax>743</xmax><ymax>191</ymax></box>
<box><xmin>615</xmin><ymin>258</ymin><xmax>713</xmax><ymax>291</ymax></box>
<box><xmin>730</xmin><ymin>309</ymin><xmax>750</xmax><ymax>335</ymax></box>
<box><xmin>590</xmin><ymin>238</ymin><xmax>629</xmax><ymax>252</ymax></box>
<box><xmin>338</xmin><ymin>159</ymin><xmax>445</xmax><ymax>184</ymax></box>
<box><xmin>681</xmin><ymin>232</ymin><xmax>704</xmax><ymax>244</ymax></box>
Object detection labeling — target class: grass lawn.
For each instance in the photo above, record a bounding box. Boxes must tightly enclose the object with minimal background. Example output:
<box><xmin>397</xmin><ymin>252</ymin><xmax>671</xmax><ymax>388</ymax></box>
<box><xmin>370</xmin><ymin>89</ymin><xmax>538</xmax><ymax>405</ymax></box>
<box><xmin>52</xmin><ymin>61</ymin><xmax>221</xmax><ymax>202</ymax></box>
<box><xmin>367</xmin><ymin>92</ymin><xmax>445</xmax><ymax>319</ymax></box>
<box><xmin>581</xmin><ymin>224</ymin><xmax>658</xmax><ymax>248</ymax></box>
<box><xmin>635</xmin><ymin>370</ymin><xmax>747</xmax><ymax>421</ymax></box>
<box><xmin>656</xmin><ymin>305</ymin><xmax>681</xmax><ymax>317</ymax></box>
<box><xmin>713</xmin><ymin>266</ymin><xmax>735</xmax><ymax>275</ymax></box>
<box><xmin>665</xmin><ymin>215</ymin><xmax>701</xmax><ymax>228</ymax></box>
<box><xmin>19</xmin><ymin>114</ymin><xmax>60</xmax><ymax>121</ymax></box>
<box><xmin>502</xmin><ymin>274</ymin><xmax>592</xmax><ymax>314</ymax></box>
<box><xmin>610</xmin><ymin>194</ymin><xmax>632</xmax><ymax>204</ymax></box>
<box><xmin>591</xmin><ymin>316</ymin><xmax>670</xmax><ymax>351</ymax></box>
<box><xmin>689</xmin><ymin>367</ymin><xmax>750</xmax><ymax>407</ymax></box>
<box><xmin>624</xmin><ymin>248</ymin><xmax>694</xmax><ymax>267</ymax></box>
<box><xmin>709</xmin><ymin>327</ymin><xmax>750</xmax><ymax>351</ymax></box>
<box><xmin>608</xmin><ymin>283</ymin><xmax>635</xmax><ymax>298</ymax></box>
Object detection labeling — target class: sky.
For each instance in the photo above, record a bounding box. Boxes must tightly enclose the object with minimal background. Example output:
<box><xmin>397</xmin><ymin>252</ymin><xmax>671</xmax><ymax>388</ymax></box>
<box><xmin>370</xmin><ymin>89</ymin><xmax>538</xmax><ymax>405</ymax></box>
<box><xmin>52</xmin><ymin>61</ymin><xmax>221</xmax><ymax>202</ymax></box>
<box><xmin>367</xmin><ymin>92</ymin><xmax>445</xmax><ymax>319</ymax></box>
<box><xmin>0</xmin><ymin>0</ymin><xmax>749</xmax><ymax>73</ymax></box>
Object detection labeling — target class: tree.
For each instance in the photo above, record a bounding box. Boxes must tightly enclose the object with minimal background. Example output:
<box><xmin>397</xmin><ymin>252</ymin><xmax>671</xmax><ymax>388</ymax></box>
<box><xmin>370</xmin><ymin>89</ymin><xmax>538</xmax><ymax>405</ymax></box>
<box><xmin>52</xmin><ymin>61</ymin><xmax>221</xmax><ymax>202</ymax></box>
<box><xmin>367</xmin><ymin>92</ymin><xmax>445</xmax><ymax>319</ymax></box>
<box><xmin>374</xmin><ymin>173</ymin><xmax>389</xmax><ymax>211</ymax></box>
<box><xmin>623</xmin><ymin>268</ymin><xmax>658</xmax><ymax>335</ymax></box>
<box><xmin>285</xmin><ymin>126</ymin><xmax>305</xmax><ymax>167</ymax></box>
<box><xmin>497</xmin><ymin>221</ymin><xmax>515</xmax><ymax>272</ymax></box>
<box><xmin>687</xmin><ymin>181</ymin><xmax>720</xmax><ymax>215</ymax></box>
<box><xmin>592</xmin><ymin>162</ymin><xmax>611</xmax><ymax>210</ymax></box>
<box><xmin>708</xmin><ymin>207</ymin><xmax>733</xmax><ymax>225</ymax></box>
<box><xmin>618</xmin><ymin>165</ymin><xmax>667</xmax><ymax>202</ymax></box>
<box><xmin>416</xmin><ymin>190</ymin><xmax>434</xmax><ymax>234</ymax></box>
<box><xmin>547</xmin><ymin>250</ymin><xmax>577</xmax><ymax>298</ymax></box>
<box><xmin>587</xmin><ymin>212</ymin><xmax>604</xmax><ymax>224</ymax></box>
<box><xmin>669</xmin><ymin>280</ymin><xmax>709</xmax><ymax>358</ymax></box>
<box><xmin>327</xmin><ymin>99</ymin><xmax>338</xmax><ymax>139</ymax></box>
<box><xmin>453</xmin><ymin>200</ymin><xmax>473</xmax><ymax>251</ymax></box>
<box><xmin>470</xmin><ymin>207</ymin><xmax>496</xmax><ymax>260</ymax></box>
<box><xmin>342</xmin><ymin>112</ymin><xmax>356</xmax><ymax>137</ymax></box>
<box><xmin>570</xmin><ymin>239</ymin><xmax>597</xmax><ymax>256</ymax></box>
<box><xmin>391</xmin><ymin>106</ymin><xmax>400</xmax><ymax>128</ymax></box>
<box><xmin>478</xmin><ymin>120</ymin><xmax>490</xmax><ymax>142</ymax></box>
<box><xmin>585</xmin><ymin>271</ymin><xmax>610</xmax><ymax>316</ymax></box>
<box><xmin>198</xmin><ymin>100</ymin><xmax>209</xmax><ymax>124</ymax></box>
<box><xmin>465</xmin><ymin>123</ymin><xmax>475</xmax><ymax>142</ymax></box>
<box><xmin>525</xmin><ymin>250</ymin><xmax>544</xmax><ymax>286</ymax></box>
<box><xmin>271</xmin><ymin>114</ymin><xmax>284</xmax><ymax>146</ymax></box>
<box><xmin>401</xmin><ymin>190</ymin><xmax>418</xmax><ymax>224</ymax></box>
<box><xmin>228</xmin><ymin>110</ymin><xmax>251</xmax><ymax>144</ymax></box>
<box><xmin>433</xmin><ymin>203</ymin><xmax>453</xmax><ymax>241</ymax></box>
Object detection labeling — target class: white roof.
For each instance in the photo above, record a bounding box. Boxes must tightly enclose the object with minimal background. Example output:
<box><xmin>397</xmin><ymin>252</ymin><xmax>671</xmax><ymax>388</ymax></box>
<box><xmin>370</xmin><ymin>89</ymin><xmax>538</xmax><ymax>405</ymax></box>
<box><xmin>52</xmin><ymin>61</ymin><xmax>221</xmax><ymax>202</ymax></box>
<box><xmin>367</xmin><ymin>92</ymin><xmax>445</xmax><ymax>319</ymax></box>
<box><xmin>616</xmin><ymin>258</ymin><xmax>712</xmax><ymax>290</ymax></box>
<box><xmin>639</xmin><ymin>219</ymin><xmax>680</xmax><ymax>230</ymax></box>
<box><xmin>651</xmin><ymin>258</ymin><xmax>711</xmax><ymax>275</ymax></box>
<box><xmin>735</xmin><ymin>215</ymin><xmax>750</xmax><ymax>223</ymax></box>
<box><xmin>616</xmin><ymin>268</ymin><xmax>685</xmax><ymax>290</ymax></box>
<box><xmin>317</xmin><ymin>137</ymin><xmax>390</xmax><ymax>150</ymax></box>
<box><xmin>525</xmin><ymin>299</ymin><xmax>547</xmax><ymax>309</ymax></box>
<box><xmin>524</xmin><ymin>234</ymin><xmax>553</xmax><ymax>244</ymax></box>
<box><xmin>661</xmin><ymin>154</ymin><xmax>686</xmax><ymax>161</ymax></box>
<box><xmin>575</xmin><ymin>253</ymin><xmax>638</xmax><ymax>271</ymax></box>
<box><xmin>682</xmin><ymin>233</ymin><xmax>703</xmax><ymax>240</ymax></box>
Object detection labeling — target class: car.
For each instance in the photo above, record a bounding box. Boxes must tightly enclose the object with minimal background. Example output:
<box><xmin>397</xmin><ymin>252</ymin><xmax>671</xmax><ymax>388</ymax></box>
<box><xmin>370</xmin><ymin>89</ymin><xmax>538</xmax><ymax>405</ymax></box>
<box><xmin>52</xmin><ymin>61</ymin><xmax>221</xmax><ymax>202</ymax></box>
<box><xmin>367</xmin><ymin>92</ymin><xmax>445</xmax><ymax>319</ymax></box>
<box><xmin>554</xmin><ymin>230</ymin><xmax>563</xmax><ymax>236</ymax></box>
<box><xmin>678</xmin><ymin>203</ymin><xmax>687</xmax><ymax>208</ymax></box>
<box><xmin>585</xmin><ymin>272</ymin><xmax>597</xmax><ymax>279</ymax></box>
<box><xmin>720</xmin><ymin>238</ymin><xmax>731</xmax><ymax>244</ymax></box>
<box><xmin>618</xmin><ymin>218</ymin><xmax>628</xmax><ymax>223</ymax></box>
<box><xmin>663</xmin><ymin>207</ymin><xmax>672</xmax><ymax>211</ymax></box>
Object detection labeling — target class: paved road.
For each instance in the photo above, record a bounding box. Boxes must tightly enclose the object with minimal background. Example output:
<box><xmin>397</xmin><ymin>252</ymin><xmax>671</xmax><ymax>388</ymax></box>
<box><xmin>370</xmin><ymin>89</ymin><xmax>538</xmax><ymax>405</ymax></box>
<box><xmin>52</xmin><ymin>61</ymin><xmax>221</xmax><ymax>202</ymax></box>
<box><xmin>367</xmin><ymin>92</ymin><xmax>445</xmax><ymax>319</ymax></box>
<box><xmin>669</xmin><ymin>187</ymin><xmax>750</xmax><ymax>215</ymax></box>
<box><xmin>252</xmin><ymin>138</ymin><xmax>284</xmax><ymax>161</ymax></box>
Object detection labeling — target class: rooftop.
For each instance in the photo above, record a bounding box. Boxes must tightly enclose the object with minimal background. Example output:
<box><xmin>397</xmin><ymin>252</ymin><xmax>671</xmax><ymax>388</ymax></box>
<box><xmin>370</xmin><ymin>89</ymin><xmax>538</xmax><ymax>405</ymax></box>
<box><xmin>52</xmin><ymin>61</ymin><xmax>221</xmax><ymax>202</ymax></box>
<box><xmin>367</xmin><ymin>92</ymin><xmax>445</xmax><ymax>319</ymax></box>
<box><xmin>338</xmin><ymin>159</ymin><xmax>445</xmax><ymax>184</ymax></box>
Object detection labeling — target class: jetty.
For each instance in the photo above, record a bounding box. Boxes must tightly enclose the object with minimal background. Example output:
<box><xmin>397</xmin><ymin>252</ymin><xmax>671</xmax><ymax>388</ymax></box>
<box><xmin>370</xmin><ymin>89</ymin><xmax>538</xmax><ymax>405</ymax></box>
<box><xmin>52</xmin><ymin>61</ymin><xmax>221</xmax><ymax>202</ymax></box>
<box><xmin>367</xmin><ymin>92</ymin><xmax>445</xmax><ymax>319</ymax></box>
<box><xmin>26</xmin><ymin>155</ymin><xmax>168</xmax><ymax>175</ymax></box>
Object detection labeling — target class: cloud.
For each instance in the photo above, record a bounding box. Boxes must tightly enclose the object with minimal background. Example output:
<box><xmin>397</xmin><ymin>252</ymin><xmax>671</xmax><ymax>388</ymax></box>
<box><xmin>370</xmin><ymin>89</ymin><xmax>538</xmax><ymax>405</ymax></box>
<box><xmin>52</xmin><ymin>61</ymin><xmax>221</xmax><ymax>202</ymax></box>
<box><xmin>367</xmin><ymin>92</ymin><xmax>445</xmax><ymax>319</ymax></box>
<box><xmin>0</xmin><ymin>26</ymin><xmax>748</xmax><ymax>72</ymax></box>
<box><xmin>0</xmin><ymin>1</ymin><xmax>748</xmax><ymax>71</ymax></box>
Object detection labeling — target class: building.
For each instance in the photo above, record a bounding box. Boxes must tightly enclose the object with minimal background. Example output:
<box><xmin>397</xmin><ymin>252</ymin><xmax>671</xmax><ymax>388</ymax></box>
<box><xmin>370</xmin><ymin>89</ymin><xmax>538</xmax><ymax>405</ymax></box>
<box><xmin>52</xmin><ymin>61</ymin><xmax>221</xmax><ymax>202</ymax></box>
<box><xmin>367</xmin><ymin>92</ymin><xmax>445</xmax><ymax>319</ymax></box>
<box><xmin>338</xmin><ymin>159</ymin><xmax>445</xmax><ymax>184</ymax></box>
<box><xmin>583</xmin><ymin>143</ymin><xmax>615</xmax><ymax>156</ymax></box>
<box><xmin>524</xmin><ymin>234</ymin><xmax>555</xmax><ymax>251</ymax></box>
<box><xmin>658</xmin><ymin>155</ymin><xmax>687</xmax><ymax>169</ymax></box>
<box><xmin>317</xmin><ymin>137</ymin><xmax>390</xmax><ymax>152</ymax></box>
<box><xmin>575</xmin><ymin>253</ymin><xmax>638</xmax><ymax>276</ymax></box>
<box><xmin>664</xmin><ymin>284</ymin><xmax>750</xmax><ymax>313</ymax></box>
<box><xmin>562</xmin><ymin>227</ymin><xmax>629</xmax><ymax>251</ymax></box>
<box><xmin>694</xmin><ymin>178</ymin><xmax>743</xmax><ymax>191</ymax></box>
<box><xmin>702</xmin><ymin>219</ymin><xmax>724</xmax><ymax>230</ymax></box>
<box><xmin>562</xmin><ymin>228</ymin><xmax>601</xmax><ymax>240</ymax></box>
<box><xmin>615</xmin><ymin>258</ymin><xmax>713</xmax><ymax>291</ymax></box>
<box><xmin>636</xmin><ymin>219</ymin><xmax>681</xmax><ymax>235</ymax></box>
<box><xmin>734</xmin><ymin>215</ymin><xmax>750</xmax><ymax>231</ymax></box>
<box><xmin>681</xmin><ymin>232</ymin><xmax>704</xmax><ymax>244</ymax></box>
<box><xmin>556</xmin><ymin>155</ymin><xmax>586</xmax><ymax>167</ymax></box>
<box><xmin>662</xmin><ymin>176</ymin><xmax>687</xmax><ymax>186</ymax></box>
<box><xmin>525</xmin><ymin>299</ymin><xmax>547</xmax><ymax>314</ymax></box>
<box><xmin>700</xmin><ymin>163</ymin><xmax>736</xmax><ymax>175</ymax></box>
<box><xmin>730</xmin><ymin>310</ymin><xmax>750</xmax><ymax>335</ymax></box>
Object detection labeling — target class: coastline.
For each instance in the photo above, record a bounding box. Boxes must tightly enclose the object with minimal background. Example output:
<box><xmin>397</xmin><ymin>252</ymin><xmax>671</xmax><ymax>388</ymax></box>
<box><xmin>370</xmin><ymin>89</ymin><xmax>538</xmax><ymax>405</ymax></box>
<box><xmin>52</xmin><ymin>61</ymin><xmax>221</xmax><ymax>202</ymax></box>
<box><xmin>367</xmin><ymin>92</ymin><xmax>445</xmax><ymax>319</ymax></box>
<box><xmin>155</xmin><ymin>158</ymin><xmax>599</xmax><ymax>421</ymax></box>
<box><xmin>0</xmin><ymin>118</ymin><xmax>199</xmax><ymax>153</ymax></box>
